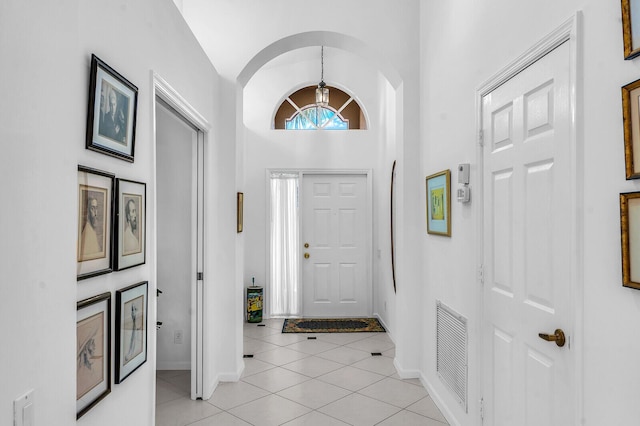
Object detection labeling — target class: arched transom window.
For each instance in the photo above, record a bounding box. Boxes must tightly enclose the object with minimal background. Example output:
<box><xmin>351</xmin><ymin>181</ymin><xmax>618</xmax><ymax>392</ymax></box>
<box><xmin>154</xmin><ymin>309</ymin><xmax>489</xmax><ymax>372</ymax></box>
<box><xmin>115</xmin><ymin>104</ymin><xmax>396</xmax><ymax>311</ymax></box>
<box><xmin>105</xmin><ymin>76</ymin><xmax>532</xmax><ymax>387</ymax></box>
<box><xmin>274</xmin><ymin>86</ymin><xmax>366</xmax><ymax>130</ymax></box>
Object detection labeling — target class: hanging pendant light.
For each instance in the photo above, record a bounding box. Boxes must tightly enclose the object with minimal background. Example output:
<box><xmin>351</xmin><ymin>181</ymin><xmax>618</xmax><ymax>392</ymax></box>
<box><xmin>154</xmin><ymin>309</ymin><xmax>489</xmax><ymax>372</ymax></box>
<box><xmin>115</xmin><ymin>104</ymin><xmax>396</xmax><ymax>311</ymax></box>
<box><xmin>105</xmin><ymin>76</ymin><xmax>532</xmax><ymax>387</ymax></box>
<box><xmin>315</xmin><ymin>46</ymin><xmax>329</xmax><ymax>107</ymax></box>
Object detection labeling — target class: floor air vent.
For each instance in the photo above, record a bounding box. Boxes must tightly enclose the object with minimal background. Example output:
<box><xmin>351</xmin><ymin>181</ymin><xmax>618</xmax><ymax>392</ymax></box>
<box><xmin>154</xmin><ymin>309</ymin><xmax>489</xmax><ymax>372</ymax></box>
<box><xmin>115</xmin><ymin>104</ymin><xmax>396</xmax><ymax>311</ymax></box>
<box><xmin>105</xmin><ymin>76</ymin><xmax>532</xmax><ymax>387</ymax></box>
<box><xmin>436</xmin><ymin>300</ymin><xmax>468</xmax><ymax>412</ymax></box>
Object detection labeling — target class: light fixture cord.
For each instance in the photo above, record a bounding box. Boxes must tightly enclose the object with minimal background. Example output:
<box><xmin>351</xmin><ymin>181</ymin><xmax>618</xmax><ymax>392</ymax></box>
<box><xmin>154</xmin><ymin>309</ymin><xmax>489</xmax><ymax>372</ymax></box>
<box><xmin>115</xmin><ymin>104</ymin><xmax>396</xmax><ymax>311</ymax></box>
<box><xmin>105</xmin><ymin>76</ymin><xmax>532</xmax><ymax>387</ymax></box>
<box><xmin>321</xmin><ymin>46</ymin><xmax>324</xmax><ymax>82</ymax></box>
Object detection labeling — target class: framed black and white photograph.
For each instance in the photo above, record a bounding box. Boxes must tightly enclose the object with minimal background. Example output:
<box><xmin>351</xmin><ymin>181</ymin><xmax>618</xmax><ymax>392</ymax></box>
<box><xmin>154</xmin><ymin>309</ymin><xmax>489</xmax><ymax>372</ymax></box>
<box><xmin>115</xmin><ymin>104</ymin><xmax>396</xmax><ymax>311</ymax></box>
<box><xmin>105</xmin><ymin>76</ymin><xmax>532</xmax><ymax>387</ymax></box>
<box><xmin>77</xmin><ymin>292</ymin><xmax>111</xmax><ymax>419</ymax></box>
<box><xmin>86</xmin><ymin>54</ymin><xmax>138</xmax><ymax>162</ymax></box>
<box><xmin>622</xmin><ymin>78</ymin><xmax>640</xmax><ymax>179</ymax></box>
<box><xmin>621</xmin><ymin>192</ymin><xmax>640</xmax><ymax>290</ymax></box>
<box><xmin>77</xmin><ymin>166</ymin><xmax>115</xmax><ymax>280</ymax></box>
<box><xmin>115</xmin><ymin>281</ymin><xmax>148</xmax><ymax>384</ymax></box>
<box><xmin>115</xmin><ymin>179</ymin><xmax>146</xmax><ymax>270</ymax></box>
<box><xmin>622</xmin><ymin>0</ymin><xmax>640</xmax><ymax>60</ymax></box>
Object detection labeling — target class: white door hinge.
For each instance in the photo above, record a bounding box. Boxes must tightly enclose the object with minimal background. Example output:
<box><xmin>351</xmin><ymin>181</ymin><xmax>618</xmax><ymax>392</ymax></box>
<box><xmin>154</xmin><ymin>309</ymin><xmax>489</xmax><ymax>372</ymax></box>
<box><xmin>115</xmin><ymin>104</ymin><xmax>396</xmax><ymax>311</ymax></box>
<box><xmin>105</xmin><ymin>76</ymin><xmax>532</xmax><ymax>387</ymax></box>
<box><xmin>478</xmin><ymin>264</ymin><xmax>484</xmax><ymax>285</ymax></box>
<box><xmin>479</xmin><ymin>129</ymin><xmax>484</xmax><ymax>147</ymax></box>
<box><xmin>480</xmin><ymin>397</ymin><xmax>484</xmax><ymax>423</ymax></box>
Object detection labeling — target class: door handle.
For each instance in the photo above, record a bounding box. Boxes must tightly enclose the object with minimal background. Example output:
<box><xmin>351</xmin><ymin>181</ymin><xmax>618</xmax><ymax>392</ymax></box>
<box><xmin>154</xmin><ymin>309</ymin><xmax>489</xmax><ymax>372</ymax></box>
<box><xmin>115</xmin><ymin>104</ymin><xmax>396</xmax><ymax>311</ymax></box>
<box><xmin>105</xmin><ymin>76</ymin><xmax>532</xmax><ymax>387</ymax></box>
<box><xmin>538</xmin><ymin>329</ymin><xmax>566</xmax><ymax>347</ymax></box>
<box><xmin>304</xmin><ymin>253</ymin><xmax>310</xmax><ymax>259</ymax></box>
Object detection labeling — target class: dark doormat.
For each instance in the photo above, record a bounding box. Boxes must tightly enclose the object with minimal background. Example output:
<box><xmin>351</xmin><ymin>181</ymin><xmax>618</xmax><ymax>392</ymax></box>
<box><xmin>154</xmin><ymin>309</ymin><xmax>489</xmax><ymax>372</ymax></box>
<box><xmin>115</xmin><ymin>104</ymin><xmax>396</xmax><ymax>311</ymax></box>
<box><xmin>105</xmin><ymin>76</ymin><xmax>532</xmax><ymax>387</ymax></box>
<box><xmin>282</xmin><ymin>318</ymin><xmax>386</xmax><ymax>333</ymax></box>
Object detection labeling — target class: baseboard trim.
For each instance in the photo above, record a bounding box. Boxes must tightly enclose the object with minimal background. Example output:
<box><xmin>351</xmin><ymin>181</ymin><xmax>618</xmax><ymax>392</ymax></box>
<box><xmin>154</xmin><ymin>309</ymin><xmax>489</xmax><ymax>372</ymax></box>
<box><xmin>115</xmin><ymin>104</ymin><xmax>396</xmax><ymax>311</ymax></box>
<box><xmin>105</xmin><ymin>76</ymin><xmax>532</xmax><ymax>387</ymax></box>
<box><xmin>156</xmin><ymin>361</ymin><xmax>190</xmax><ymax>370</ymax></box>
<box><xmin>217</xmin><ymin>360</ymin><xmax>244</xmax><ymax>383</ymax></box>
<box><xmin>419</xmin><ymin>371</ymin><xmax>461</xmax><ymax>426</ymax></box>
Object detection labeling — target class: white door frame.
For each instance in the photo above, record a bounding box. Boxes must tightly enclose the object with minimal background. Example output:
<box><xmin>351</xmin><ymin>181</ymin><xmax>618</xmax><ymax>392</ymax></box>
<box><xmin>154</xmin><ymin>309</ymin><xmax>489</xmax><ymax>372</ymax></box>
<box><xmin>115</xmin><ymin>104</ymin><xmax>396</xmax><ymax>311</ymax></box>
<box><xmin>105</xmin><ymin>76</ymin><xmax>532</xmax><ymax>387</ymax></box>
<box><xmin>265</xmin><ymin>169</ymin><xmax>373</xmax><ymax>318</ymax></box>
<box><xmin>152</xmin><ymin>72</ymin><xmax>211</xmax><ymax>400</ymax></box>
<box><xmin>475</xmin><ymin>13</ymin><xmax>583</xmax><ymax>425</ymax></box>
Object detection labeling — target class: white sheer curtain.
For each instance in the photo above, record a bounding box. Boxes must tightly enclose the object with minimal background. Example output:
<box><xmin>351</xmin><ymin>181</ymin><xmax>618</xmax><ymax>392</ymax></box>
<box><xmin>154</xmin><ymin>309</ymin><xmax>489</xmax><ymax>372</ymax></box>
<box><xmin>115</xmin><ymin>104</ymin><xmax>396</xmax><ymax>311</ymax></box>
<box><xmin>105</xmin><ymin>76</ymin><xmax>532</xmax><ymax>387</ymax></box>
<box><xmin>269</xmin><ymin>173</ymin><xmax>300</xmax><ymax>316</ymax></box>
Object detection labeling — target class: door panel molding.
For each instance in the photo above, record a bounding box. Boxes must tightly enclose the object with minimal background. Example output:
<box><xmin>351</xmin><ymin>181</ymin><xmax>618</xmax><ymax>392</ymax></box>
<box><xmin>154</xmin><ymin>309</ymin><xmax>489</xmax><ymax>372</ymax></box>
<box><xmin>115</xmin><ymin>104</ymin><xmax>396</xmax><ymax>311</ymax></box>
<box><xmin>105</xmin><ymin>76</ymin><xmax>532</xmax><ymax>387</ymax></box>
<box><xmin>476</xmin><ymin>13</ymin><xmax>582</xmax><ymax>426</ymax></box>
<box><xmin>298</xmin><ymin>169</ymin><xmax>373</xmax><ymax>317</ymax></box>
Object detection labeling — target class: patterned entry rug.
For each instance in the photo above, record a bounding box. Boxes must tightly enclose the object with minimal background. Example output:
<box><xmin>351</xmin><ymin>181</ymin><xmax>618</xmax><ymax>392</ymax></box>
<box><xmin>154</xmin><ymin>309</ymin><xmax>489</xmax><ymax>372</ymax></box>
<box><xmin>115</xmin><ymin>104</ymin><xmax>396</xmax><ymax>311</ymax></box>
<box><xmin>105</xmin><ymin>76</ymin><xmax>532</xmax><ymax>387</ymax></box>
<box><xmin>282</xmin><ymin>318</ymin><xmax>386</xmax><ymax>333</ymax></box>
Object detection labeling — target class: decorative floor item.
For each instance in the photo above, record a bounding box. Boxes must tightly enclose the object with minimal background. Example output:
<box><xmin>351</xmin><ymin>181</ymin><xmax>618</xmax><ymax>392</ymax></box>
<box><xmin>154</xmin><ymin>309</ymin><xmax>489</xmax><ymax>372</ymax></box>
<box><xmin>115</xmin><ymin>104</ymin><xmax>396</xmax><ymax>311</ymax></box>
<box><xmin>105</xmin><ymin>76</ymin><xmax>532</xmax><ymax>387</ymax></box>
<box><xmin>282</xmin><ymin>318</ymin><xmax>386</xmax><ymax>333</ymax></box>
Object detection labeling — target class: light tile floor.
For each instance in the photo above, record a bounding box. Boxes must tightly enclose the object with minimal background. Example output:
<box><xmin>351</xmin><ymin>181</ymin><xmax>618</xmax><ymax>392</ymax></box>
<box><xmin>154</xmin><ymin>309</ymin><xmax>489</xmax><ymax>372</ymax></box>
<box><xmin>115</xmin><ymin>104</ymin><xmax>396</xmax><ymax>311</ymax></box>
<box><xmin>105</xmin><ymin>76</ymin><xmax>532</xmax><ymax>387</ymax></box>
<box><xmin>156</xmin><ymin>318</ymin><xmax>449</xmax><ymax>426</ymax></box>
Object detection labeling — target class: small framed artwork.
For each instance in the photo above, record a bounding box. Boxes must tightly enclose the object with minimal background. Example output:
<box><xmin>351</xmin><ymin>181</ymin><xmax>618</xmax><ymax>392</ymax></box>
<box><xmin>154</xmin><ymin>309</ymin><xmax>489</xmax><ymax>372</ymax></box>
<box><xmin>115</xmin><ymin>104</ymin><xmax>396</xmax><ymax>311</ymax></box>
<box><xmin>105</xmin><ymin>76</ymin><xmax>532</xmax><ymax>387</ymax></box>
<box><xmin>621</xmin><ymin>192</ymin><xmax>640</xmax><ymax>290</ymax></box>
<box><xmin>77</xmin><ymin>292</ymin><xmax>111</xmax><ymax>419</ymax></box>
<box><xmin>622</xmin><ymin>0</ymin><xmax>640</xmax><ymax>60</ymax></box>
<box><xmin>426</xmin><ymin>169</ymin><xmax>451</xmax><ymax>236</ymax></box>
<box><xmin>115</xmin><ymin>281</ymin><xmax>148</xmax><ymax>383</ymax></box>
<box><xmin>115</xmin><ymin>179</ymin><xmax>146</xmax><ymax>271</ymax></box>
<box><xmin>86</xmin><ymin>54</ymin><xmax>138</xmax><ymax>162</ymax></box>
<box><xmin>622</xmin><ymin>78</ymin><xmax>640</xmax><ymax>179</ymax></box>
<box><xmin>237</xmin><ymin>192</ymin><xmax>244</xmax><ymax>233</ymax></box>
<box><xmin>78</xmin><ymin>166</ymin><xmax>115</xmax><ymax>280</ymax></box>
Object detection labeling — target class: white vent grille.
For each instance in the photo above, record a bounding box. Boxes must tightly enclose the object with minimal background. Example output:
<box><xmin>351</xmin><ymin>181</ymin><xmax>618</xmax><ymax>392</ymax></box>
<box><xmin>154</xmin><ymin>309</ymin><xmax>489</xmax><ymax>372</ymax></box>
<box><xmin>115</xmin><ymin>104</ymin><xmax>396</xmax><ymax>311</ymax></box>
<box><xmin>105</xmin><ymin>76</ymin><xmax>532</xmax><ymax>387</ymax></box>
<box><xmin>436</xmin><ymin>300</ymin><xmax>468</xmax><ymax>411</ymax></box>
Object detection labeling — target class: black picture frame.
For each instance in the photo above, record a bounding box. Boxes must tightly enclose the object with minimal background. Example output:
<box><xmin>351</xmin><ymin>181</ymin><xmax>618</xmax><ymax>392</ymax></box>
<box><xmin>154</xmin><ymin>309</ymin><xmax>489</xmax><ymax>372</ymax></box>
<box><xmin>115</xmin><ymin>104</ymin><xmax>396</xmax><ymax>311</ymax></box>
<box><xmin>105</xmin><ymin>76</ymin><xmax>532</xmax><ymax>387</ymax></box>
<box><xmin>77</xmin><ymin>292</ymin><xmax>111</xmax><ymax>419</ymax></box>
<box><xmin>115</xmin><ymin>179</ymin><xmax>146</xmax><ymax>271</ymax></box>
<box><xmin>86</xmin><ymin>54</ymin><xmax>138</xmax><ymax>162</ymax></box>
<box><xmin>77</xmin><ymin>166</ymin><xmax>115</xmax><ymax>280</ymax></box>
<box><xmin>115</xmin><ymin>281</ymin><xmax>148</xmax><ymax>384</ymax></box>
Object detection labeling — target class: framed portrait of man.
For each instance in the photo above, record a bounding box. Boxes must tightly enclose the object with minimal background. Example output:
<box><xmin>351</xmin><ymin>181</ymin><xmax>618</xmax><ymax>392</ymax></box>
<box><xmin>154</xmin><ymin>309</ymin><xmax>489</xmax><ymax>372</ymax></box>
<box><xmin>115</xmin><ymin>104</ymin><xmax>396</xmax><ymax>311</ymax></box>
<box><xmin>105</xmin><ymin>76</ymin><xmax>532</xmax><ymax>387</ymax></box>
<box><xmin>115</xmin><ymin>178</ymin><xmax>146</xmax><ymax>271</ymax></box>
<box><xmin>115</xmin><ymin>281</ymin><xmax>148</xmax><ymax>383</ymax></box>
<box><xmin>77</xmin><ymin>166</ymin><xmax>114</xmax><ymax>280</ymax></box>
<box><xmin>86</xmin><ymin>54</ymin><xmax>138</xmax><ymax>162</ymax></box>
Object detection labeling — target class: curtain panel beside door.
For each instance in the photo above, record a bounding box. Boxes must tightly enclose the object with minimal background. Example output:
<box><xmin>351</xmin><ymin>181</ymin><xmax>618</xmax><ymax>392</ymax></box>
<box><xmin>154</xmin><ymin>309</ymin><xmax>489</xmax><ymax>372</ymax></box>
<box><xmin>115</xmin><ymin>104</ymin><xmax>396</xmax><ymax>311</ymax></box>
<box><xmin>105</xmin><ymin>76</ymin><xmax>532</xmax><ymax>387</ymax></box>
<box><xmin>269</xmin><ymin>173</ymin><xmax>300</xmax><ymax>316</ymax></box>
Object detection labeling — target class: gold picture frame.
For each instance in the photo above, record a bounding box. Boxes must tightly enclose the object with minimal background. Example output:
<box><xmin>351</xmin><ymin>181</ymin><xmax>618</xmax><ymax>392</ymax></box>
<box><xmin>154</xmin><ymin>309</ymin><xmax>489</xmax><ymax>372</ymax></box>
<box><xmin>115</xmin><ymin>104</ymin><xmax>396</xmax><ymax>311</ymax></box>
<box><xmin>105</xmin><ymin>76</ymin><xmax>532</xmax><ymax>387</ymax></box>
<box><xmin>622</xmin><ymin>78</ymin><xmax>640</xmax><ymax>179</ymax></box>
<box><xmin>237</xmin><ymin>192</ymin><xmax>244</xmax><ymax>233</ymax></box>
<box><xmin>622</xmin><ymin>0</ymin><xmax>640</xmax><ymax>60</ymax></box>
<box><xmin>425</xmin><ymin>169</ymin><xmax>451</xmax><ymax>236</ymax></box>
<box><xmin>620</xmin><ymin>192</ymin><xmax>640</xmax><ymax>290</ymax></box>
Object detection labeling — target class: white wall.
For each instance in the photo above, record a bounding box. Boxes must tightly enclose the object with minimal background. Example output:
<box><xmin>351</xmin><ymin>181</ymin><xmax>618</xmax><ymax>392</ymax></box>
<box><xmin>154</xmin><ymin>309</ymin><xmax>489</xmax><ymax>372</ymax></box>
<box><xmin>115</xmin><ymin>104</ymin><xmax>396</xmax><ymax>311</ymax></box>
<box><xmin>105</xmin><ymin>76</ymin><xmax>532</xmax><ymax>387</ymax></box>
<box><xmin>156</xmin><ymin>102</ymin><xmax>195</xmax><ymax>370</ymax></box>
<box><xmin>420</xmin><ymin>1</ymin><xmax>640</xmax><ymax>425</ymax></box>
<box><xmin>0</xmin><ymin>1</ymin><xmax>238</xmax><ymax>425</ymax></box>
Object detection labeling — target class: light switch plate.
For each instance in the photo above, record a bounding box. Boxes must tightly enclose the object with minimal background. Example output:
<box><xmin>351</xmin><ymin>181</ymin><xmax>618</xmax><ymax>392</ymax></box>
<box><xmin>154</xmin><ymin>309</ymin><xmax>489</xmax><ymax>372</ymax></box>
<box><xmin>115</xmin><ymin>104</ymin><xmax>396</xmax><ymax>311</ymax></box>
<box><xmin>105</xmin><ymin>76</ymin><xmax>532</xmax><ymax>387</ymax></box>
<box><xmin>14</xmin><ymin>390</ymin><xmax>34</xmax><ymax>426</ymax></box>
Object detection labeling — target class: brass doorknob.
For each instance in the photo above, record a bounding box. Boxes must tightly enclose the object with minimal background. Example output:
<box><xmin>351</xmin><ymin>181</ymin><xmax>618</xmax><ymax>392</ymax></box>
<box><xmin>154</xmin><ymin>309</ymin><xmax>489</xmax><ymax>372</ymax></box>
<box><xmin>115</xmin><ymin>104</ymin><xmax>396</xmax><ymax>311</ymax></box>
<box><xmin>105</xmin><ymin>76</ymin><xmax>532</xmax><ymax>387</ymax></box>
<box><xmin>538</xmin><ymin>329</ymin><xmax>566</xmax><ymax>347</ymax></box>
<box><xmin>304</xmin><ymin>243</ymin><xmax>309</xmax><ymax>248</ymax></box>
<box><xmin>304</xmin><ymin>253</ymin><xmax>310</xmax><ymax>259</ymax></box>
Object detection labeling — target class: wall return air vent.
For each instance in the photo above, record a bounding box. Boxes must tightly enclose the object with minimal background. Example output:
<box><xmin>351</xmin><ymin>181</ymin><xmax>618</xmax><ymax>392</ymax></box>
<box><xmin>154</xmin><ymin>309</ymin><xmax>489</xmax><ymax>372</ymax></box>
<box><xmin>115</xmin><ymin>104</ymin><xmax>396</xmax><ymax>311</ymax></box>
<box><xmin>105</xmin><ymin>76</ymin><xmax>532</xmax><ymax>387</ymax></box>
<box><xmin>436</xmin><ymin>300</ymin><xmax>468</xmax><ymax>412</ymax></box>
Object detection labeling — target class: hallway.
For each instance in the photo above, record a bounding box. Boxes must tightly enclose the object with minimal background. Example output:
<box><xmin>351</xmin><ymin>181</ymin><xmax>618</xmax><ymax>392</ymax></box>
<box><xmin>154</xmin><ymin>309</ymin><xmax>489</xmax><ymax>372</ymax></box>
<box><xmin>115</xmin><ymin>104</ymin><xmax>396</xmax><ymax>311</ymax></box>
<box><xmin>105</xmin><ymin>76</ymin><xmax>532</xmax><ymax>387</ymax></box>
<box><xmin>156</xmin><ymin>319</ymin><xmax>449</xmax><ymax>425</ymax></box>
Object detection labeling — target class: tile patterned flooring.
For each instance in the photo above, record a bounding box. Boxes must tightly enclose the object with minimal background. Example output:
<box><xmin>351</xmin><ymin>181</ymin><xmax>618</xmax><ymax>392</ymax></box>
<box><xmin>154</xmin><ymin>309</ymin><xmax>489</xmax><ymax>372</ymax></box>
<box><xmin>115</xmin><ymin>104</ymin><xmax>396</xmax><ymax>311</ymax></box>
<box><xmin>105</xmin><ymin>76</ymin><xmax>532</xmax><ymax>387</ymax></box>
<box><xmin>156</xmin><ymin>318</ymin><xmax>449</xmax><ymax>426</ymax></box>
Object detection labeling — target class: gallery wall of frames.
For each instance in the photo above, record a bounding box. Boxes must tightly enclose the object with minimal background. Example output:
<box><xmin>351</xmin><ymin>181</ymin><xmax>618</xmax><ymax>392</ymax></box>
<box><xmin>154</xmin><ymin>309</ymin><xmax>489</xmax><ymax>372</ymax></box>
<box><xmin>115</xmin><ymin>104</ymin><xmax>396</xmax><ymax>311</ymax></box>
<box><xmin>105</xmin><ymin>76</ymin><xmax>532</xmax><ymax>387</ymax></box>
<box><xmin>76</xmin><ymin>54</ymin><xmax>148</xmax><ymax>419</ymax></box>
<box><xmin>621</xmin><ymin>1</ymin><xmax>640</xmax><ymax>293</ymax></box>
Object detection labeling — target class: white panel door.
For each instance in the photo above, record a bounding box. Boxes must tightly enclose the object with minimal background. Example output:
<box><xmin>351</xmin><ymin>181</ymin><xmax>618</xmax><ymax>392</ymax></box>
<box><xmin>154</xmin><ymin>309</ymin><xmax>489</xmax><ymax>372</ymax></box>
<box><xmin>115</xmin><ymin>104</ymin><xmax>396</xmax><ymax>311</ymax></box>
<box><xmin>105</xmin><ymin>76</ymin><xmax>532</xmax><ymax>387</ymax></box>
<box><xmin>482</xmin><ymin>40</ymin><xmax>575</xmax><ymax>425</ymax></box>
<box><xmin>301</xmin><ymin>174</ymin><xmax>370</xmax><ymax>317</ymax></box>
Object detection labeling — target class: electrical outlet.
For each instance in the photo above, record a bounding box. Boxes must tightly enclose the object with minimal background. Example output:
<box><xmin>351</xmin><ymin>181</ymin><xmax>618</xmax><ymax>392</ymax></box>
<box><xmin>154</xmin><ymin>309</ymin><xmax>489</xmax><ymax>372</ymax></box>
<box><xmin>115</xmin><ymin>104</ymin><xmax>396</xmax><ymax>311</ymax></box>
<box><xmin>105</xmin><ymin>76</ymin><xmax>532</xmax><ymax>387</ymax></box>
<box><xmin>174</xmin><ymin>330</ymin><xmax>183</xmax><ymax>344</ymax></box>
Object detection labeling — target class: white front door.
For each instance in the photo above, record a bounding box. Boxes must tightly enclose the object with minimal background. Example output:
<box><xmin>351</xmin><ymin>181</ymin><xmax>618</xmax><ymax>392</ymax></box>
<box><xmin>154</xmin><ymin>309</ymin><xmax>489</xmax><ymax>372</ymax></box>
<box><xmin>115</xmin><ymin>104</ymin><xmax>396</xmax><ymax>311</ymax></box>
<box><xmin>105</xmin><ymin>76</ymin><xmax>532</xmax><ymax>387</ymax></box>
<box><xmin>301</xmin><ymin>173</ymin><xmax>371</xmax><ymax>317</ymax></box>
<box><xmin>481</xmin><ymin>39</ymin><xmax>576</xmax><ymax>425</ymax></box>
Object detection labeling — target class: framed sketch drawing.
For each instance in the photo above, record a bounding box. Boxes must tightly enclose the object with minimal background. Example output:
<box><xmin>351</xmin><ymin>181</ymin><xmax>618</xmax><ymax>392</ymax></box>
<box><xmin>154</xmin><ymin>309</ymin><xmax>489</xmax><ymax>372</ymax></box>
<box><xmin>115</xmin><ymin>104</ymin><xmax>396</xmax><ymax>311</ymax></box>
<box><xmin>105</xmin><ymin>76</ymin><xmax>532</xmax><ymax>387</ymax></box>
<box><xmin>78</xmin><ymin>166</ymin><xmax>115</xmax><ymax>280</ymax></box>
<box><xmin>86</xmin><ymin>54</ymin><xmax>138</xmax><ymax>162</ymax></box>
<box><xmin>622</xmin><ymin>78</ymin><xmax>640</xmax><ymax>179</ymax></box>
<box><xmin>237</xmin><ymin>192</ymin><xmax>244</xmax><ymax>233</ymax></box>
<box><xmin>622</xmin><ymin>0</ymin><xmax>640</xmax><ymax>60</ymax></box>
<box><xmin>115</xmin><ymin>179</ymin><xmax>146</xmax><ymax>270</ymax></box>
<box><xmin>115</xmin><ymin>281</ymin><xmax>148</xmax><ymax>383</ymax></box>
<box><xmin>426</xmin><ymin>169</ymin><xmax>451</xmax><ymax>236</ymax></box>
<box><xmin>621</xmin><ymin>192</ymin><xmax>640</xmax><ymax>290</ymax></box>
<box><xmin>77</xmin><ymin>292</ymin><xmax>111</xmax><ymax>419</ymax></box>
